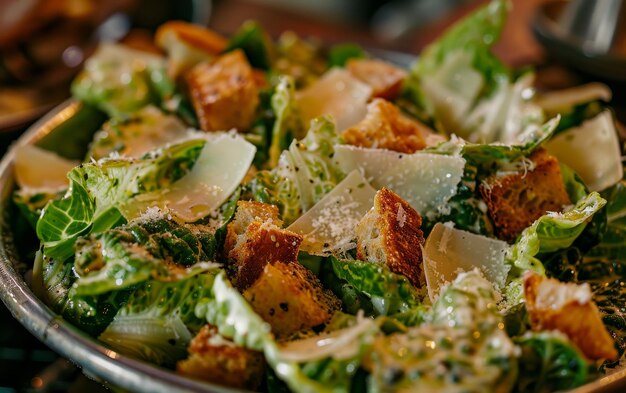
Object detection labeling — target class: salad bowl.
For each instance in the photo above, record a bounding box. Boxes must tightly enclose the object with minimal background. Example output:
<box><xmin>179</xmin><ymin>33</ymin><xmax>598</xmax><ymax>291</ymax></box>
<box><xmin>2</xmin><ymin>1</ymin><xmax>626</xmax><ymax>391</ymax></box>
<box><xmin>0</xmin><ymin>89</ymin><xmax>625</xmax><ymax>393</ymax></box>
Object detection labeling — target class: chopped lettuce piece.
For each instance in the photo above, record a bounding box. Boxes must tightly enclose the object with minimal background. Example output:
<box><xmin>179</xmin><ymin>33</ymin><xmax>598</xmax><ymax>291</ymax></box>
<box><xmin>225</xmin><ymin>20</ymin><xmax>273</xmax><ymax>70</ymax></box>
<box><xmin>588</xmin><ymin>179</ymin><xmax>626</xmax><ymax>260</ymax></box>
<box><xmin>274</xmin><ymin>31</ymin><xmax>327</xmax><ymax>88</ymax></box>
<box><xmin>408</xmin><ymin>0</ymin><xmax>545</xmax><ymax>143</ymax></box>
<box><xmin>268</xmin><ymin>76</ymin><xmax>304</xmax><ymax>168</ymax></box>
<box><xmin>98</xmin><ymin>273</ymin><xmax>215</xmax><ymax>366</ymax></box>
<box><xmin>515</xmin><ymin>332</ymin><xmax>590</xmax><ymax>393</ymax></box>
<box><xmin>73</xmin><ymin>215</ymin><xmax>219</xmax><ymax>296</ymax></box>
<box><xmin>248</xmin><ymin>116</ymin><xmax>343</xmax><ymax>224</ymax></box>
<box><xmin>36</xmin><ymin>139</ymin><xmax>206</xmax><ymax>262</ymax></box>
<box><xmin>367</xmin><ymin>270</ymin><xmax>517</xmax><ymax>393</ymax></box>
<box><xmin>287</xmin><ymin>170</ymin><xmax>376</xmax><ymax>255</ymax></box>
<box><xmin>13</xmin><ymin>189</ymin><xmax>64</xmax><ymax>229</ymax></box>
<box><xmin>504</xmin><ymin>192</ymin><xmax>607</xmax><ymax>306</ymax></box>
<box><xmin>423</xmin><ymin>222</ymin><xmax>509</xmax><ymax>301</ymax></box>
<box><xmin>325</xmin><ymin>257</ymin><xmax>422</xmax><ymax>316</ymax></box>
<box><xmin>39</xmin><ymin>254</ymin><xmax>133</xmax><ymax>336</ymax></box>
<box><xmin>327</xmin><ymin>43</ymin><xmax>366</xmax><ymax>68</ymax></box>
<box><xmin>72</xmin><ymin>43</ymin><xmax>166</xmax><ymax>117</ymax></box>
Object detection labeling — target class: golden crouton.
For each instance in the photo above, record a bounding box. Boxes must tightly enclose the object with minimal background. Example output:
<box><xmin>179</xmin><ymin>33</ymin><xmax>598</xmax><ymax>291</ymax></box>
<box><xmin>346</xmin><ymin>58</ymin><xmax>407</xmax><ymax>100</ymax></box>
<box><xmin>155</xmin><ymin>21</ymin><xmax>227</xmax><ymax>78</ymax></box>
<box><xmin>229</xmin><ymin>220</ymin><xmax>302</xmax><ymax>290</ymax></box>
<box><xmin>524</xmin><ymin>273</ymin><xmax>617</xmax><ymax>361</ymax></box>
<box><xmin>186</xmin><ymin>50</ymin><xmax>259</xmax><ymax>132</ymax></box>
<box><xmin>479</xmin><ymin>149</ymin><xmax>571</xmax><ymax>242</ymax></box>
<box><xmin>356</xmin><ymin>188</ymin><xmax>425</xmax><ymax>287</ymax></box>
<box><xmin>177</xmin><ymin>325</ymin><xmax>265</xmax><ymax>390</ymax></box>
<box><xmin>224</xmin><ymin>201</ymin><xmax>282</xmax><ymax>255</ymax></box>
<box><xmin>243</xmin><ymin>261</ymin><xmax>340</xmax><ymax>337</ymax></box>
<box><xmin>341</xmin><ymin>98</ymin><xmax>429</xmax><ymax>153</ymax></box>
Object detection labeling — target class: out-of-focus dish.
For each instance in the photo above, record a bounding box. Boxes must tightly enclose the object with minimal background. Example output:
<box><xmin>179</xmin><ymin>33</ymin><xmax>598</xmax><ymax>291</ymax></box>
<box><xmin>2</xmin><ymin>1</ymin><xmax>626</xmax><ymax>392</ymax></box>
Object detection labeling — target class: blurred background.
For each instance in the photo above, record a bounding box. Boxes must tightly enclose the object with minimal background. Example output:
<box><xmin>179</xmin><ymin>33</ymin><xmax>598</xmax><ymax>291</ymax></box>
<box><xmin>0</xmin><ymin>0</ymin><xmax>625</xmax><ymax>390</ymax></box>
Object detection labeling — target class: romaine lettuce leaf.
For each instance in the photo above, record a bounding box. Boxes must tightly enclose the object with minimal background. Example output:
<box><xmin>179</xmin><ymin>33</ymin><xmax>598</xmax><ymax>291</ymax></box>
<box><xmin>36</xmin><ymin>139</ymin><xmax>205</xmax><ymax>262</ymax></box>
<box><xmin>407</xmin><ymin>0</ymin><xmax>544</xmax><ymax>143</ymax></box>
<box><xmin>367</xmin><ymin>270</ymin><xmax>517</xmax><ymax>393</ymax></box>
<box><xmin>248</xmin><ymin>116</ymin><xmax>343</xmax><ymax>224</ymax></box>
<box><xmin>72</xmin><ymin>44</ymin><xmax>166</xmax><ymax>117</ymax></box>
<box><xmin>98</xmin><ymin>273</ymin><xmax>216</xmax><ymax>366</ymax></box>
<box><xmin>39</xmin><ymin>254</ymin><xmax>133</xmax><ymax>336</ymax></box>
<box><xmin>325</xmin><ymin>257</ymin><xmax>421</xmax><ymax>316</ymax></box>
<box><xmin>225</xmin><ymin>21</ymin><xmax>273</xmax><ymax>70</ymax></box>
<box><xmin>268</xmin><ymin>76</ymin><xmax>304</xmax><ymax>168</ymax></box>
<box><xmin>504</xmin><ymin>192</ymin><xmax>607</xmax><ymax>306</ymax></box>
<box><xmin>73</xmin><ymin>215</ymin><xmax>219</xmax><ymax>296</ymax></box>
<box><xmin>515</xmin><ymin>332</ymin><xmax>590</xmax><ymax>393</ymax></box>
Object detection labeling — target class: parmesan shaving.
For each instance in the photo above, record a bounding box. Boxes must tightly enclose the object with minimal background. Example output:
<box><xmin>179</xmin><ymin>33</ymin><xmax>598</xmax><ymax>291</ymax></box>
<box><xmin>288</xmin><ymin>170</ymin><xmax>377</xmax><ymax>255</ymax></box>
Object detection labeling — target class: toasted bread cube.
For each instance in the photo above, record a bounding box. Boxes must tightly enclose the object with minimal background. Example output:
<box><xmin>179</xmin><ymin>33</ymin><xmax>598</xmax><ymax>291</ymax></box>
<box><xmin>346</xmin><ymin>58</ymin><xmax>407</xmax><ymax>100</ymax></box>
<box><xmin>243</xmin><ymin>261</ymin><xmax>340</xmax><ymax>337</ymax></box>
<box><xmin>177</xmin><ymin>325</ymin><xmax>265</xmax><ymax>390</ymax></box>
<box><xmin>186</xmin><ymin>50</ymin><xmax>259</xmax><ymax>132</ymax></box>
<box><xmin>155</xmin><ymin>21</ymin><xmax>227</xmax><ymax>78</ymax></box>
<box><xmin>479</xmin><ymin>149</ymin><xmax>571</xmax><ymax>241</ymax></box>
<box><xmin>229</xmin><ymin>220</ymin><xmax>302</xmax><ymax>290</ymax></box>
<box><xmin>524</xmin><ymin>273</ymin><xmax>617</xmax><ymax>361</ymax></box>
<box><xmin>356</xmin><ymin>188</ymin><xmax>425</xmax><ymax>287</ymax></box>
<box><xmin>224</xmin><ymin>201</ymin><xmax>282</xmax><ymax>255</ymax></box>
<box><xmin>341</xmin><ymin>99</ymin><xmax>429</xmax><ymax>153</ymax></box>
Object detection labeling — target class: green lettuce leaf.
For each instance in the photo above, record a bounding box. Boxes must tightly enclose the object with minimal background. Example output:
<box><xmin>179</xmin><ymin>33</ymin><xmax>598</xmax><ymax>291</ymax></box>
<box><xmin>327</xmin><ymin>43</ymin><xmax>365</xmax><ymax>68</ymax></box>
<box><xmin>98</xmin><ymin>273</ymin><xmax>216</xmax><ymax>366</ymax></box>
<box><xmin>39</xmin><ymin>254</ymin><xmax>132</xmax><ymax>336</ymax></box>
<box><xmin>71</xmin><ymin>44</ymin><xmax>167</xmax><ymax>118</ymax></box>
<box><xmin>13</xmin><ymin>189</ymin><xmax>63</xmax><ymax>229</ymax></box>
<box><xmin>73</xmin><ymin>215</ymin><xmax>218</xmax><ymax>296</ymax></box>
<box><xmin>407</xmin><ymin>0</ymin><xmax>544</xmax><ymax>143</ymax></box>
<box><xmin>504</xmin><ymin>192</ymin><xmax>607</xmax><ymax>306</ymax></box>
<box><xmin>515</xmin><ymin>332</ymin><xmax>590</xmax><ymax>393</ymax></box>
<box><xmin>225</xmin><ymin>21</ymin><xmax>273</xmax><ymax>70</ymax></box>
<box><xmin>36</xmin><ymin>139</ymin><xmax>205</xmax><ymax>262</ymax></box>
<box><xmin>248</xmin><ymin>116</ymin><xmax>342</xmax><ymax>224</ymax></box>
<box><xmin>325</xmin><ymin>257</ymin><xmax>421</xmax><ymax>316</ymax></box>
<box><xmin>367</xmin><ymin>270</ymin><xmax>517</xmax><ymax>393</ymax></box>
<box><xmin>268</xmin><ymin>76</ymin><xmax>304</xmax><ymax>168</ymax></box>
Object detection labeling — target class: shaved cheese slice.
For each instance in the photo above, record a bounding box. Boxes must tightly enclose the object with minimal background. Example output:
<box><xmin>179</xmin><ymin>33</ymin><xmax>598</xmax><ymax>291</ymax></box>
<box><xmin>100</xmin><ymin>107</ymin><xmax>189</xmax><ymax>159</ymax></box>
<box><xmin>546</xmin><ymin>111</ymin><xmax>622</xmax><ymax>192</ymax></box>
<box><xmin>164</xmin><ymin>134</ymin><xmax>255</xmax><ymax>221</ymax></box>
<box><xmin>334</xmin><ymin>146</ymin><xmax>465</xmax><ymax>216</ymax></box>
<box><xmin>288</xmin><ymin>170</ymin><xmax>377</xmax><ymax>255</ymax></box>
<box><xmin>333</xmin><ymin>145</ymin><xmax>407</xmax><ymax>182</ymax></box>
<box><xmin>278</xmin><ymin>314</ymin><xmax>376</xmax><ymax>362</ymax></box>
<box><xmin>423</xmin><ymin>223</ymin><xmax>510</xmax><ymax>302</ymax></box>
<box><xmin>14</xmin><ymin>145</ymin><xmax>78</xmax><ymax>192</ymax></box>
<box><xmin>296</xmin><ymin>68</ymin><xmax>372</xmax><ymax>131</ymax></box>
<box><xmin>378</xmin><ymin>153</ymin><xmax>464</xmax><ymax>216</ymax></box>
